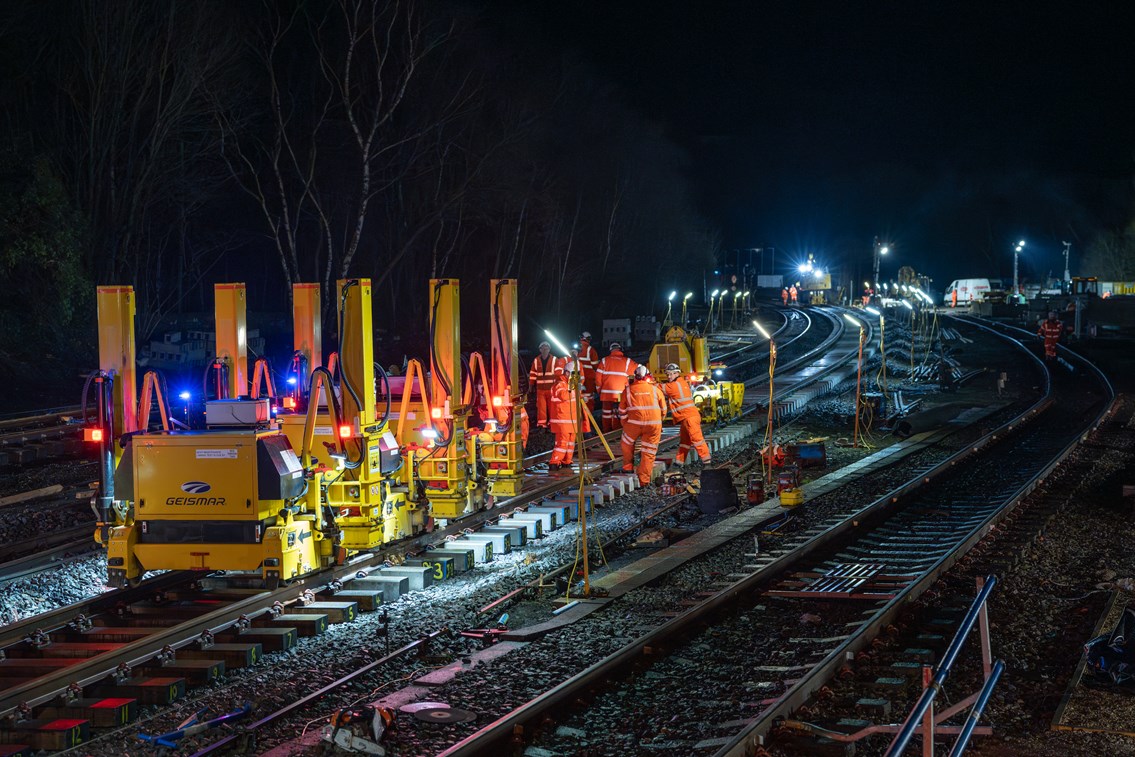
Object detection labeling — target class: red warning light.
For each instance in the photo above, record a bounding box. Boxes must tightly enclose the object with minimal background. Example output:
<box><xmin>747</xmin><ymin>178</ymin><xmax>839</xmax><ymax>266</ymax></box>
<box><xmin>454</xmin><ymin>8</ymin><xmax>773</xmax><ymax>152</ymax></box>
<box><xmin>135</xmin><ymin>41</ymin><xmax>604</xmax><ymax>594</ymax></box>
<box><xmin>84</xmin><ymin>428</ymin><xmax>103</xmax><ymax>443</ymax></box>
<box><xmin>283</xmin><ymin>397</ymin><xmax>296</xmax><ymax>410</ymax></box>
<box><xmin>431</xmin><ymin>407</ymin><xmax>442</xmax><ymax>419</ymax></box>
<box><xmin>492</xmin><ymin>396</ymin><xmax>503</xmax><ymax>407</ymax></box>
<box><xmin>338</xmin><ymin>425</ymin><xmax>353</xmax><ymax>439</ymax></box>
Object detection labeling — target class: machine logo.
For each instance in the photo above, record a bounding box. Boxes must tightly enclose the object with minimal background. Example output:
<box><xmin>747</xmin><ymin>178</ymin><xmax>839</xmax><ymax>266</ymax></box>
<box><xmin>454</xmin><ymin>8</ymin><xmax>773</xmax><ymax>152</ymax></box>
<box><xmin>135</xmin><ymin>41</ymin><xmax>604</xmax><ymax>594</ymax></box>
<box><xmin>181</xmin><ymin>481</ymin><xmax>212</xmax><ymax>494</ymax></box>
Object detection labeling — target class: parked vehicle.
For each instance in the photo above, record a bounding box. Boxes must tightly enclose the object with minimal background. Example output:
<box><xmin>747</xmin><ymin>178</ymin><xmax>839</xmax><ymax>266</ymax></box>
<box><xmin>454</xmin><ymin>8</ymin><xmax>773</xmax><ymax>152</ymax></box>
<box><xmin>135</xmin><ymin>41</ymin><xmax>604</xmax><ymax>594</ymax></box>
<box><xmin>942</xmin><ymin>278</ymin><xmax>991</xmax><ymax>305</ymax></box>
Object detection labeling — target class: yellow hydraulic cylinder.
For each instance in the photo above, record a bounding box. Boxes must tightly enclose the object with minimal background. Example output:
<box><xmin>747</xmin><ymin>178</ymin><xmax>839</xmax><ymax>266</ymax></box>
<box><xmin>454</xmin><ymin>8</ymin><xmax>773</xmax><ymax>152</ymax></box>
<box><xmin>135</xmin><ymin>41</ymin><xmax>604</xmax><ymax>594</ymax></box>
<box><xmin>293</xmin><ymin>282</ymin><xmax>322</xmax><ymax>380</ymax></box>
<box><xmin>97</xmin><ymin>286</ymin><xmax>138</xmax><ymax>439</ymax></box>
<box><xmin>335</xmin><ymin>278</ymin><xmax>376</xmax><ymax>429</ymax></box>
<box><xmin>214</xmin><ymin>283</ymin><xmax>248</xmax><ymax>398</ymax></box>
<box><xmin>692</xmin><ymin>336</ymin><xmax>709</xmax><ymax>377</ymax></box>
<box><xmin>420</xmin><ymin>279</ymin><xmax>471</xmax><ymax>519</ymax></box>
<box><xmin>485</xmin><ymin>278</ymin><xmax>523</xmax><ymax>497</ymax></box>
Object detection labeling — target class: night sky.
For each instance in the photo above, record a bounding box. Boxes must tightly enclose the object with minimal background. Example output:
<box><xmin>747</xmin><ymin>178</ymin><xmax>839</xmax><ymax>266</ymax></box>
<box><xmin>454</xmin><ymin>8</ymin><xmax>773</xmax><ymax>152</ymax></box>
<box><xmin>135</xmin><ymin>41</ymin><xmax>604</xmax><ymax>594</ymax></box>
<box><xmin>489</xmin><ymin>1</ymin><xmax>1135</xmax><ymax>291</ymax></box>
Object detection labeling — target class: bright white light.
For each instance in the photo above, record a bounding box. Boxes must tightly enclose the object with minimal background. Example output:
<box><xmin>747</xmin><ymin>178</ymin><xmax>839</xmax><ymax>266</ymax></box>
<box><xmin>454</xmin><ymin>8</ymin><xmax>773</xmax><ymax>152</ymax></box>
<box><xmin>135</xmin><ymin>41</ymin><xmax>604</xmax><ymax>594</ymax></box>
<box><xmin>843</xmin><ymin>313</ymin><xmax>862</xmax><ymax>328</ymax></box>
<box><xmin>684</xmin><ymin>292</ymin><xmax>693</xmax><ymax>301</ymax></box>
<box><xmin>711</xmin><ymin>289</ymin><xmax>720</xmax><ymax>297</ymax></box>
<box><xmin>752</xmin><ymin>320</ymin><xmax>771</xmax><ymax>340</ymax></box>
<box><xmin>865</xmin><ymin>307</ymin><xmax>881</xmax><ymax>316</ymax></box>
<box><xmin>543</xmin><ymin>329</ymin><xmax>571</xmax><ymax>358</ymax></box>
<box><xmin>798</xmin><ymin>262</ymin><xmax>812</xmax><ymax>273</ymax></box>
<box><xmin>863</xmin><ymin>280</ymin><xmax>871</xmax><ymax>287</ymax></box>
<box><xmin>880</xmin><ymin>246</ymin><xmax>889</xmax><ymax>255</ymax></box>
<box><xmin>734</xmin><ymin>291</ymin><xmax>743</xmax><ymax>299</ymax></box>
<box><xmin>814</xmin><ymin>269</ymin><xmax>824</xmax><ymax>279</ymax></box>
<box><xmin>900</xmin><ymin>284</ymin><xmax>908</xmax><ymax>291</ymax></box>
<box><xmin>179</xmin><ymin>391</ymin><xmax>191</xmax><ymax>400</ymax></box>
<box><xmin>286</xmin><ymin>377</ymin><xmax>297</xmax><ymax>385</ymax></box>
<box><xmin>714</xmin><ymin>369</ymin><xmax>723</xmax><ymax>377</ymax></box>
<box><xmin>743</xmin><ymin>290</ymin><xmax>750</xmax><ymax>296</ymax></box>
<box><xmin>902</xmin><ymin>300</ymin><xmax>914</xmax><ymax>310</ymax></box>
<box><xmin>421</xmin><ymin>428</ymin><xmax>439</xmax><ymax>440</ymax></box>
<box><xmin>1018</xmin><ymin>240</ymin><xmax>1025</xmax><ymax>247</ymax></box>
<box><xmin>668</xmin><ymin>291</ymin><xmax>677</xmax><ymax>301</ymax></box>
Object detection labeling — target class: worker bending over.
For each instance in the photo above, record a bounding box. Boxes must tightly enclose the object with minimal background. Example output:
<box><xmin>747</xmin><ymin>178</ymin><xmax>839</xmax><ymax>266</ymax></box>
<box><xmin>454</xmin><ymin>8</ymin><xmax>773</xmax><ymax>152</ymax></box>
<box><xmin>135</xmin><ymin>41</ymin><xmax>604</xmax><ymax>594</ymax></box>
<box><xmin>596</xmin><ymin>342</ymin><xmax>637</xmax><ymax>432</ymax></box>
<box><xmin>549</xmin><ymin>361</ymin><xmax>587</xmax><ymax>470</ymax></box>
<box><xmin>619</xmin><ymin>365</ymin><xmax>667</xmax><ymax>486</ymax></box>
<box><xmin>661</xmin><ymin>362</ymin><xmax>710</xmax><ymax>465</ymax></box>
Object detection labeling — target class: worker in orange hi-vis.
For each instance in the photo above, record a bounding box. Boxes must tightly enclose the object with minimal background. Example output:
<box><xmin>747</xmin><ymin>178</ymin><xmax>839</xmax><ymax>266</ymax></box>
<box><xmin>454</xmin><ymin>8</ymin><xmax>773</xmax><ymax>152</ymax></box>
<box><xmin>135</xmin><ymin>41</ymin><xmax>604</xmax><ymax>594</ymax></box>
<box><xmin>596</xmin><ymin>342</ymin><xmax>638</xmax><ymax>432</ymax></box>
<box><xmin>951</xmin><ymin>288</ymin><xmax>958</xmax><ymax>308</ymax></box>
<box><xmin>548</xmin><ymin>361</ymin><xmax>588</xmax><ymax>470</ymax></box>
<box><xmin>661</xmin><ymin>363</ymin><xmax>710</xmax><ymax>465</ymax></box>
<box><xmin>1038</xmin><ymin>311</ymin><xmax>1062</xmax><ymax>363</ymax></box>
<box><xmin>789</xmin><ymin>284</ymin><xmax>798</xmax><ymax>305</ymax></box>
<box><xmin>577</xmin><ymin>331</ymin><xmax>600</xmax><ymax>410</ymax></box>
<box><xmin>528</xmin><ymin>341</ymin><xmax>562</xmax><ymax>429</ymax></box>
<box><xmin>619</xmin><ymin>365</ymin><xmax>667</xmax><ymax>486</ymax></box>
<box><xmin>781</xmin><ymin>288</ymin><xmax>789</xmax><ymax>306</ymax></box>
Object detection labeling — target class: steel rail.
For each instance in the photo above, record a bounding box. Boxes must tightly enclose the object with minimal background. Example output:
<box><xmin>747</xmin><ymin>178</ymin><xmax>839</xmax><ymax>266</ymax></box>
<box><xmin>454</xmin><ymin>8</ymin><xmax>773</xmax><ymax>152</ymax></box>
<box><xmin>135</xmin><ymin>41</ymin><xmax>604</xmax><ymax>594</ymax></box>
<box><xmin>435</xmin><ymin>317</ymin><xmax>1100</xmax><ymax>757</ymax></box>
<box><xmin>714</xmin><ymin>315</ymin><xmax>1115</xmax><ymax>755</ymax></box>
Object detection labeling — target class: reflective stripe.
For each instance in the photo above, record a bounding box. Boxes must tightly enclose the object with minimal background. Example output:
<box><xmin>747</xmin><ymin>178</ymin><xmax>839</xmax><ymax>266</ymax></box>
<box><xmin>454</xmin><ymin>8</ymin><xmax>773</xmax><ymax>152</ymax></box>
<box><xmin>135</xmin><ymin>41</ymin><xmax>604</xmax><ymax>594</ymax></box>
<box><xmin>621</xmin><ymin>433</ymin><xmax>634</xmax><ymax>445</ymax></box>
<box><xmin>624</xmin><ymin>418</ymin><xmax>663</xmax><ymax>426</ymax></box>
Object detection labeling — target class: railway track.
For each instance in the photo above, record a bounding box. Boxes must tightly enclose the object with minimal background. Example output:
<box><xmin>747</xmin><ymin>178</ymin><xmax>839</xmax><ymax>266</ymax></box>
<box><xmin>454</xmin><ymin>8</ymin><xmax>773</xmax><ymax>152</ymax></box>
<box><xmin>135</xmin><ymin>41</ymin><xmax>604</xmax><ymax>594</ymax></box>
<box><xmin>411</xmin><ymin>316</ymin><xmax>1111</xmax><ymax>756</ymax></box>
<box><xmin>0</xmin><ymin>306</ymin><xmax>868</xmax><ymax>753</ymax></box>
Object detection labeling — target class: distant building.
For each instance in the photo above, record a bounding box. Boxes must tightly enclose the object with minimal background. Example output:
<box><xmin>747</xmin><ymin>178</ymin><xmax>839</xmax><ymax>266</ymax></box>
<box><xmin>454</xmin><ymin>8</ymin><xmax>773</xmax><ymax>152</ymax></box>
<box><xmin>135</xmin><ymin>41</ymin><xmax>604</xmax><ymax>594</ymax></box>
<box><xmin>140</xmin><ymin>327</ymin><xmax>265</xmax><ymax>371</ymax></box>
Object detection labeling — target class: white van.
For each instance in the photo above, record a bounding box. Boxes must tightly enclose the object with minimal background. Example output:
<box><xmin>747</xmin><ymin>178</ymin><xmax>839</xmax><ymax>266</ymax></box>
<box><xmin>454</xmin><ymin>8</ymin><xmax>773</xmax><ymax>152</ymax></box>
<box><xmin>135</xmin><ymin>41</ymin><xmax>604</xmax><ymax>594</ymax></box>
<box><xmin>943</xmin><ymin>279</ymin><xmax>991</xmax><ymax>306</ymax></box>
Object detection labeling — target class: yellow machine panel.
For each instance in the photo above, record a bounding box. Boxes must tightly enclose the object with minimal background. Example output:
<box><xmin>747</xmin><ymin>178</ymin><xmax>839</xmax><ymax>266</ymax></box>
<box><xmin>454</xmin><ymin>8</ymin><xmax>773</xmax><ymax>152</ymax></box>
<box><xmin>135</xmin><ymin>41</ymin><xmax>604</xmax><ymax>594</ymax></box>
<box><xmin>109</xmin><ymin>426</ymin><xmax>317</xmax><ymax>587</ymax></box>
<box><xmin>648</xmin><ymin>326</ymin><xmax>709</xmax><ymax>381</ymax></box>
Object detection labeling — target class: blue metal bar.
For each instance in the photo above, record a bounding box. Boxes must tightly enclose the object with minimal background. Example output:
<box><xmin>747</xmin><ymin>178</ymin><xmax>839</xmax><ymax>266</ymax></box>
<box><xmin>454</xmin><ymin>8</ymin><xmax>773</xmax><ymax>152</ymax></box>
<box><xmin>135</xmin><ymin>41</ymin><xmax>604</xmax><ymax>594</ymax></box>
<box><xmin>947</xmin><ymin>660</ymin><xmax>1004</xmax><ymax>757</ymax></box>
<box><xmin>885</xmin><ymin>575</ymin><xmax>998</xmax><ymax>756</ymax></box>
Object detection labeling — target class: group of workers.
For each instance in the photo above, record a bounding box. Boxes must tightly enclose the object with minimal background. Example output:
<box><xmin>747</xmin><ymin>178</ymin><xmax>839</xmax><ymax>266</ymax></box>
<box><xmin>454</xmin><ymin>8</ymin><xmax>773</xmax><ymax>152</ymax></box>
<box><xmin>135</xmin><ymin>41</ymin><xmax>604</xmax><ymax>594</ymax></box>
<box><xmin>527</xmin><ymin>333</ymin><xmax>711</xmax><ymax>486</ymax></box>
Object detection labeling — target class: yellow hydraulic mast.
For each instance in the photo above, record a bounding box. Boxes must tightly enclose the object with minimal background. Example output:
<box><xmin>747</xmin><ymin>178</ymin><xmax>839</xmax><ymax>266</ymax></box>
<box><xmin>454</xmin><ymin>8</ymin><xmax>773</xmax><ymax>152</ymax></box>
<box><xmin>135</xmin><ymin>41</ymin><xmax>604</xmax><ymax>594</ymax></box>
<box><xmin>293</xmin><ymin>282</ymin><xmax>321</xmax><ymax>399</ymax></box>
<box><xmin>96</xmin><ymin>286</ymin><xmax>138</xmax><ymax>441</ymax></box>
<box><xmin>484</xmin><ymin>278</ymin><xmax>523</xmax><ymax>496</ymax></box>
<box><xmin>214</xmin><ymin>283</ymin><xmax>249</xmax><ymax>398</ymax></box>
<box><xmin>418</xmin><ymin>279</ymin><xmax>472</xmax><ymax>520</ymax></box>
<box><xmin>322</xmin><ymin>279</ymin><xmax>418</xmax><ymax>549</ymax></box>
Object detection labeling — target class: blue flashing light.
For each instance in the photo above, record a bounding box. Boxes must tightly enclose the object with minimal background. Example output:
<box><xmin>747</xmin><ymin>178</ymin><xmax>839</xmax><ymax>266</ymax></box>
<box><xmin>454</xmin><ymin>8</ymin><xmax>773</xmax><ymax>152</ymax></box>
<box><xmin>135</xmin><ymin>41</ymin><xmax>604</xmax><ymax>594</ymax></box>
<box><xmin>179</xmin><ymin>391</ymin><xmax>191</xmax><ymax>401</ymax></box>
<box><xmin>286</xmin><ymin>377</ymin><xmax>298</xmax><ymax>385</ymax></box>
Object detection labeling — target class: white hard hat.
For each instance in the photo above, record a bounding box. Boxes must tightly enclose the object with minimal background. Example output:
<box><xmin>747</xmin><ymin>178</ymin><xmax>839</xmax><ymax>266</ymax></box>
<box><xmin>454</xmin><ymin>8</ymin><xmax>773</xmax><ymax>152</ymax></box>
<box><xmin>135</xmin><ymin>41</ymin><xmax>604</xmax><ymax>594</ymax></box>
<box><xmin>560</xmin><ymin>361</ymin><xmax>576</xmax><ymax>374</ymax></box>
<box><xmin>634</xmin><ymin>365</ymin><xmax>649</xmax><ymax>379</ymax></box>
<box><xmin>664</xmin><ymin>363</ymin><xmax>680</xmax><ymax>372</ymax></box>
<box><xmin>609</xmin><ymin>342</ymin><xmax>622</xmax><ymax>352</ymax></box>
<box><xmin>581</xmin><ymin>331</ymin><xmax>592</xmax><ymax>340</ymax></box>
<box><xmin>538</xmin><ymin>341</ymin><xmax>551</xmax><ymax>349</ymax></box>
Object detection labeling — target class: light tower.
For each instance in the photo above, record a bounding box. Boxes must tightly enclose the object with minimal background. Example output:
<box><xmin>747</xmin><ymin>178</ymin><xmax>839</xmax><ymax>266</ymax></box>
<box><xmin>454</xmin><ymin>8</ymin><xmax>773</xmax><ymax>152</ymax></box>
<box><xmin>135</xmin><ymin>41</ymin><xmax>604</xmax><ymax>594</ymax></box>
<box><xmin>1012</xmin><ymin>240</ymin><xmax>1025</xmax><ymax>297</ymax></box>
<box><xmin>873</xmin><ymin>238</ymin><xmax>889</xmax><ymax>288</ymax></box>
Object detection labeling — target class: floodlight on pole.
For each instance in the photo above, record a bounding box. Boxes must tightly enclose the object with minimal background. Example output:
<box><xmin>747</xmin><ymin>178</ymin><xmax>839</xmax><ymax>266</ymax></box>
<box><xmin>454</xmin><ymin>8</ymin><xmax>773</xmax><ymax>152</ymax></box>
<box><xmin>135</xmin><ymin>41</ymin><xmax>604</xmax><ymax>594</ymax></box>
<box><xmin>708</xmin><ymin>290</ymin><xmax>720</xmax><ymax>333</ymax></box>
<box><xmin>754</xmin><ymin>319</ymin><xmax>776</xmax><ymax>485</ymax></box>
<box><xmin>664</xmin><ymin>290</ymin><xmax>677</xmax><ymax>328</ymax></box>
<box><xmin>873</xmin><ymin>237</ymin><xmax>890</xmax><ymax>291</ymax></box>
<box><xmin>843</xmin><ymin>313</ymin><xmax>867</xmax><ymax>447</ymax></box>
<box><xmin>1012</xmin><ymin>240</ymin><xmax>1026</xmax><ymax>296</ymax></box>
<box><xmin>682</xmin><ymin>292</ymin><xmax>693</xmax><ymax>328</ymax></box>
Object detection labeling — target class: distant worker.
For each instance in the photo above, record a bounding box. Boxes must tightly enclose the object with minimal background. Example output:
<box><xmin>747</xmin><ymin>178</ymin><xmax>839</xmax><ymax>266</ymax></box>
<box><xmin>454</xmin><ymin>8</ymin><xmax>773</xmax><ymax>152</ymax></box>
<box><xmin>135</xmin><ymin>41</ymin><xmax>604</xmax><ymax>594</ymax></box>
<box><xmin>789</xmin><ymin>284</ymin><xmax>798</xmax><ymax>305</ymax></box>
<box><xmin>951</xmin><ymin>288</ymin><xmax>958</xmax><ymax>308</ymax></box>
<box><xmin>661</xmin><ymin>363</ymin><xmax>710</xmax><ymax>466</ymax></box>
<box><xmin>781</xmin><ymin>288</ymin><xmax>789</xmax><ymax>306</ymax></box>
<box><xmin>549</xmin><ymin>362</ymin><xmax>587</xmax><ymax>470</ymax></box>
<box><xmin>596</xmin><ymin>342</ymin><xmax>638</xmax><ymax>432</ymax></box>
<box><xmin>619</xmin><ymin>364</ymin><xmax>667</xmax><ymax>486</ymax></box>
<box><xmin>528</xmin><ymin>341</ymin><xmax>562</xmax><ymax>429</ymax></box>
<box><xmin>578</xmin><ymin>331</ymin><xmax>600</xmax><ymax>409</ymax></box>
<box><xmin>1038</xmin><ymin>311</ymin><xmax>1062</xmax><ymax>363</ymax></box>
